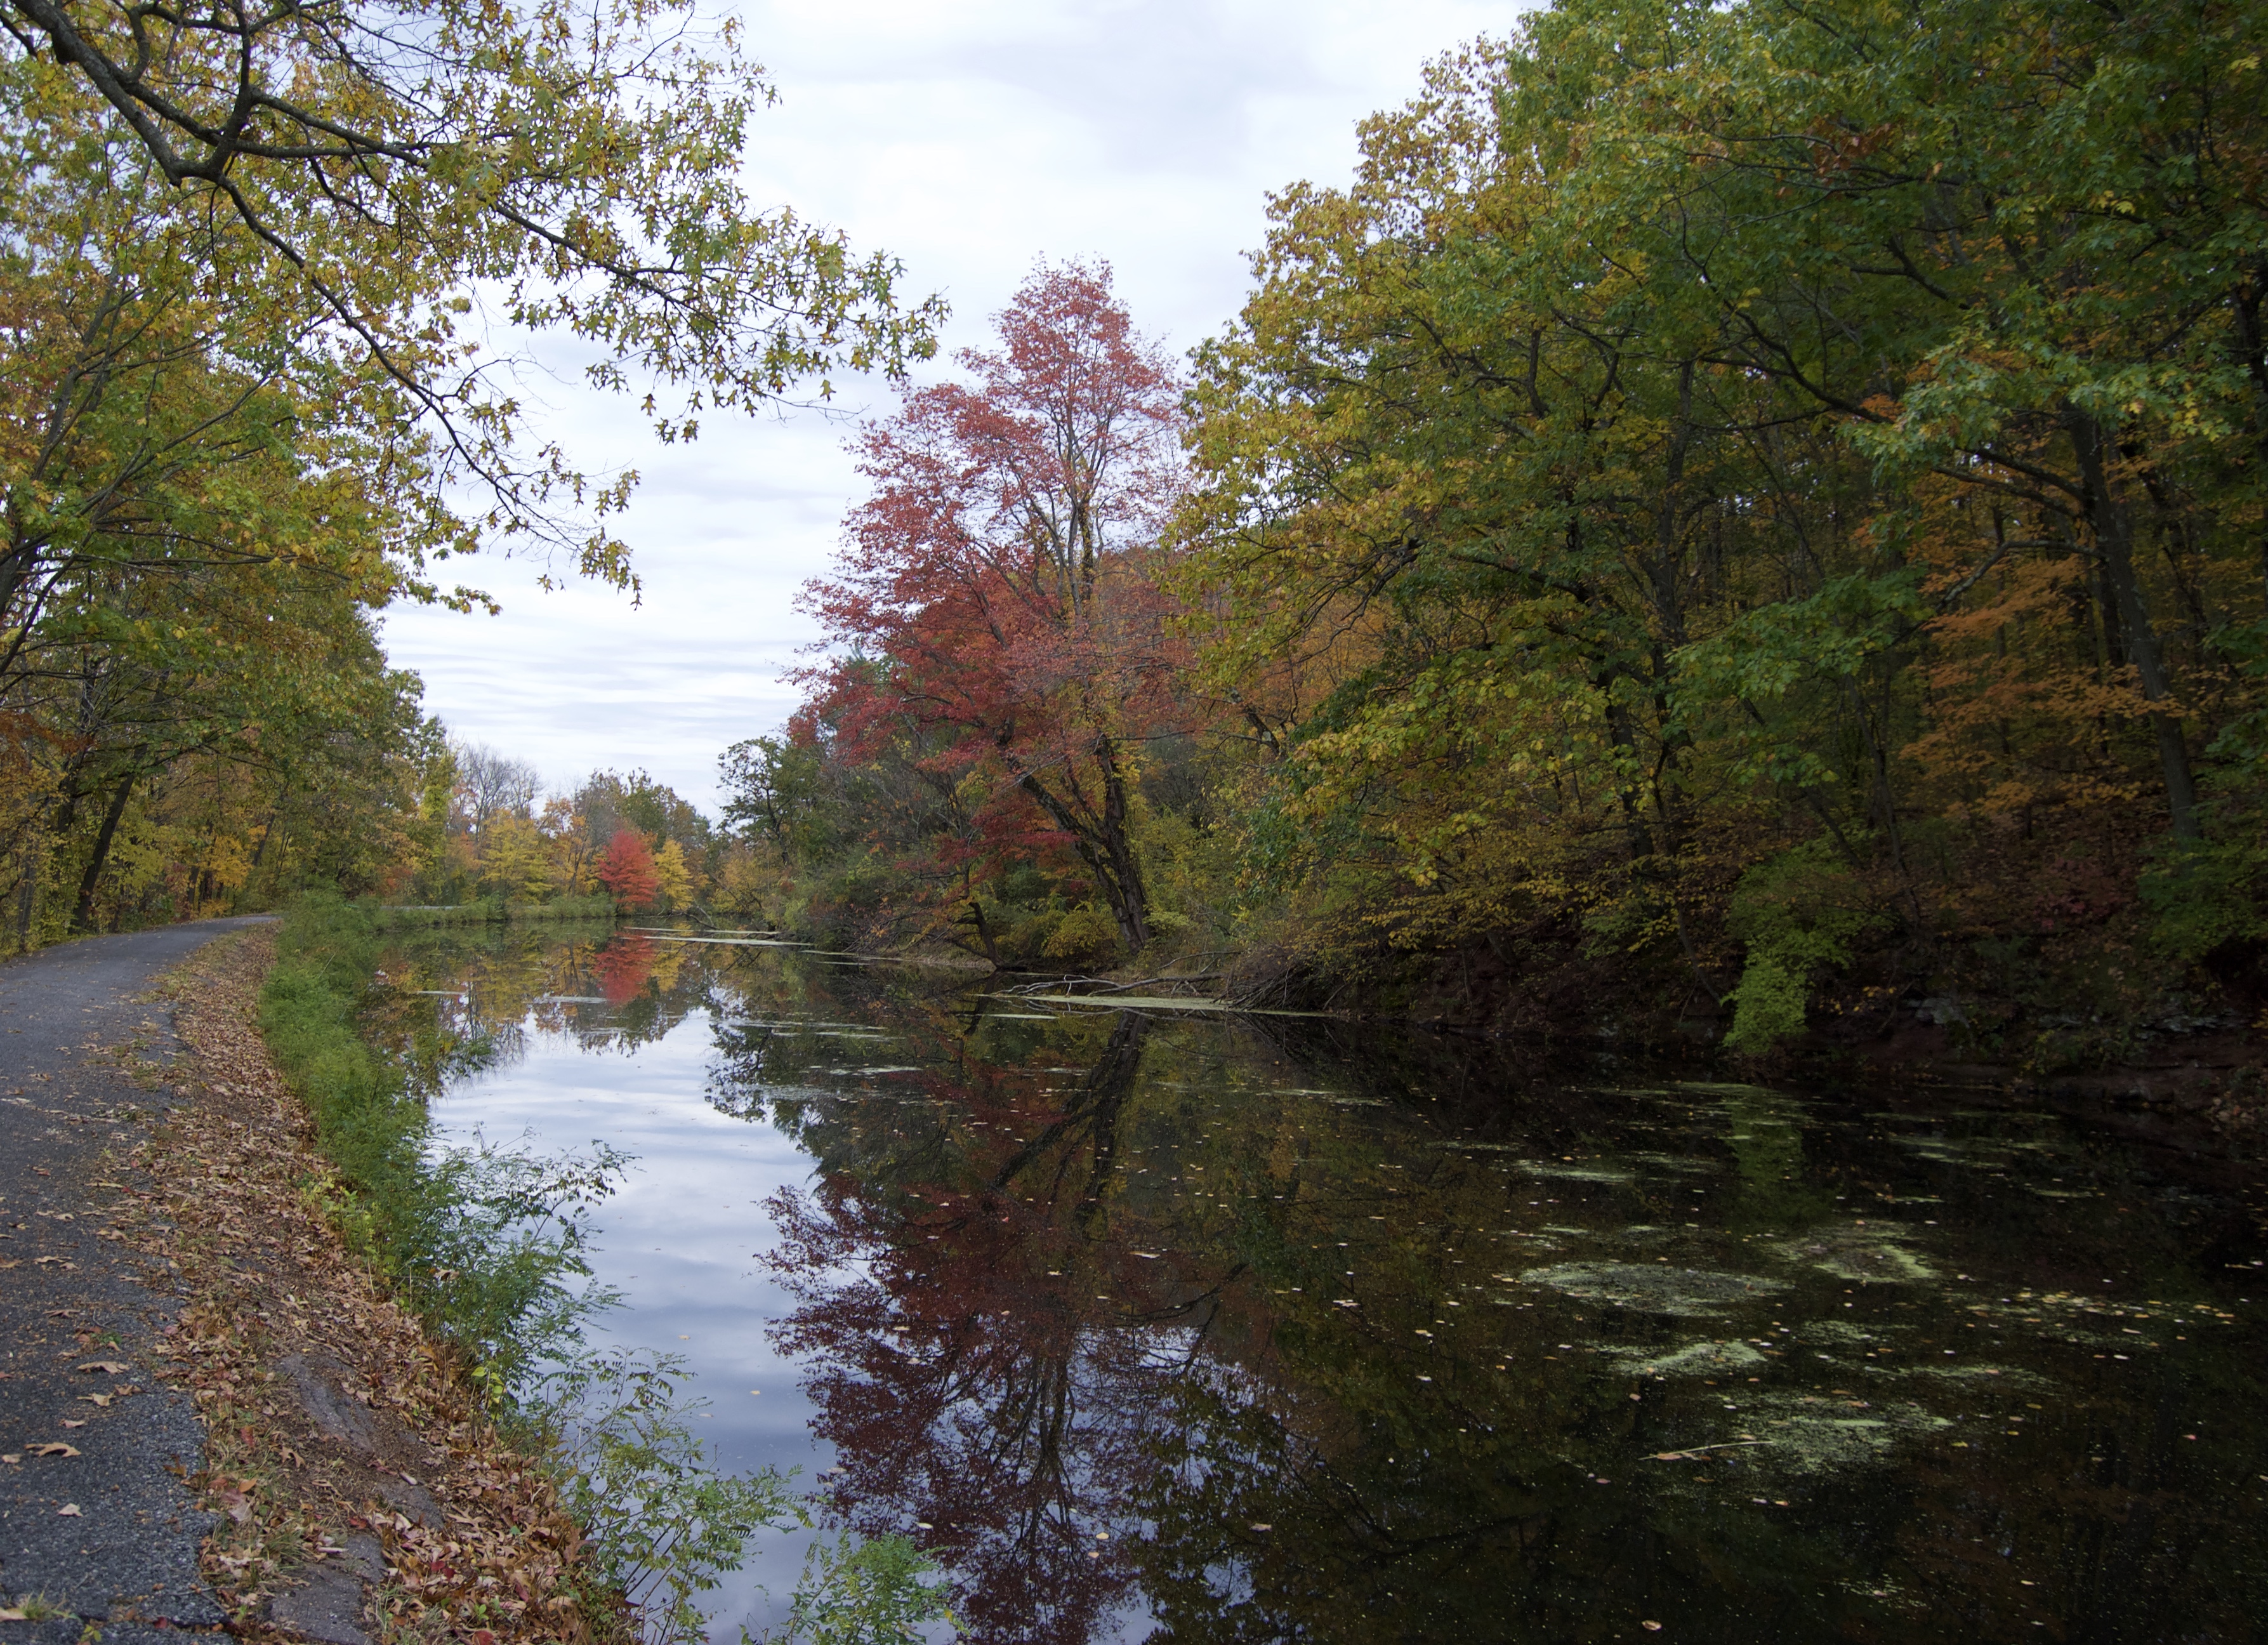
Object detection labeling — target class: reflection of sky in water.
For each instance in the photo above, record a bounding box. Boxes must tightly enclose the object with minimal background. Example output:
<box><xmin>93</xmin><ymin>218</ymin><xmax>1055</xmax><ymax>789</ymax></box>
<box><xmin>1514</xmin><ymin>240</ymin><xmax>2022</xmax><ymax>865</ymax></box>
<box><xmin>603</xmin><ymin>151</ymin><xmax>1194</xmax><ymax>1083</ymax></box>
<box><xmin>427</xmin><ymin>1007</ymin><xmax>841</xmax><ymax>1638</ymax></box>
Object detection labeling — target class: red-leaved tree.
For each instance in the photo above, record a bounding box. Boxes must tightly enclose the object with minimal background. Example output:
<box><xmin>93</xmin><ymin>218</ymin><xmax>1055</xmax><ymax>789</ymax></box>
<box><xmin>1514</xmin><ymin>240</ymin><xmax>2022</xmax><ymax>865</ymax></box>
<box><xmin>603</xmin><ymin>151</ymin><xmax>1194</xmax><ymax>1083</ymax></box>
<box><xmin>594</xmin><ymin>828</ymin><xmax>659</xmax><ymax>911</ymax></box>
<box><xmin>797</xmin><ymin>261</ymin><xmax>1187</xmax><ymax>955</ymax></box>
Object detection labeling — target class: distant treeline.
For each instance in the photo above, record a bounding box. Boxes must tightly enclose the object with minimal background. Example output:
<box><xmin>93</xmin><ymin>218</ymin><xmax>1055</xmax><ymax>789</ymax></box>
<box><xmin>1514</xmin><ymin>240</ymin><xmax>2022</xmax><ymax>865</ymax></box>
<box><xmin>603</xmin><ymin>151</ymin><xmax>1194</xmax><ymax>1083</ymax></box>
<box><xmin>720</xmin><ymin>0</ymin><xmax>2268</xmax><ymax>1060</ymax></box>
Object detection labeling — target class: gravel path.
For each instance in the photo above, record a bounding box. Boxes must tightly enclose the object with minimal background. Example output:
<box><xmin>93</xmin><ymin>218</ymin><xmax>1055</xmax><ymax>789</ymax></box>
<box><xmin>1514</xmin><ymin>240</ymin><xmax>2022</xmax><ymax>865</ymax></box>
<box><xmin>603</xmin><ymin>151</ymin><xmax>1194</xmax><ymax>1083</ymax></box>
<box><xmin>1</xmin><ymin>920</ymin><xmax>273</xmax><ymax>1642</ymax></box>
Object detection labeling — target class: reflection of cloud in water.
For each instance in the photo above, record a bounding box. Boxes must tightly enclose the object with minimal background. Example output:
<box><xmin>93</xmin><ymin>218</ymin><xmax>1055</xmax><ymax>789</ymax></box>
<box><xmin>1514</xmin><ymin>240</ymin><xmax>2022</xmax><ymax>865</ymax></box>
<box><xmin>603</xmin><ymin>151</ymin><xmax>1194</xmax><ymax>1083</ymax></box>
<box><xmin>388</xmin><ymin>926</ymin><xmax>2268</xmax><ymax>1644</ymax></box>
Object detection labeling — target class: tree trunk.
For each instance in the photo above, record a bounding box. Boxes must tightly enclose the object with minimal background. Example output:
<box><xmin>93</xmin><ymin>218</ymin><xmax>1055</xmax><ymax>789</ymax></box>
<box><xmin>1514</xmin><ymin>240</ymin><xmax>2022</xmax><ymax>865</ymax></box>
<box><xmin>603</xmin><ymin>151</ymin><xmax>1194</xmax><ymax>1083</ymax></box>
<box><xmin>70</xmin><ymin>775</ymin><xmax>135</xmax><ymax>932</ymax></box>
<box><xmin>1016</xmin><ymin>740</ymin><xmax>1152</xmax><ymax>958</ymax></box>
<box><xmin>2066</xmin><ymin>409</ymin><xmax>2199</xmax><ymax>840</ymax></box>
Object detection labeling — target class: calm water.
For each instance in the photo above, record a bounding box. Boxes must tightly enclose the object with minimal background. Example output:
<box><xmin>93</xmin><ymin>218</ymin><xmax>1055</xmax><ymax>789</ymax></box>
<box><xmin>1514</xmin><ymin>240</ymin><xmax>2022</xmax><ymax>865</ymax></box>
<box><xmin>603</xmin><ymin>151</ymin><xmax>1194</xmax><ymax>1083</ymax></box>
<box><xmin>369</xmin><ymin>925</ymin><xmax>2268</xmax><ymax>1644</ymax></box>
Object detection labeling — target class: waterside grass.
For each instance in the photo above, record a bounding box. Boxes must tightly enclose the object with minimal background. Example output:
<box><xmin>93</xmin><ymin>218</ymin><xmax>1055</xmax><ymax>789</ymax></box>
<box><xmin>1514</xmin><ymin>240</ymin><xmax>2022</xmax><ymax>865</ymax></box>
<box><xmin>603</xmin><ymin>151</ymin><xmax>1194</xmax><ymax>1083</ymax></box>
<box><xmin>371</xmin><ymin>892</ymin><xmax>617</xmax><ymax>928</ymax></box>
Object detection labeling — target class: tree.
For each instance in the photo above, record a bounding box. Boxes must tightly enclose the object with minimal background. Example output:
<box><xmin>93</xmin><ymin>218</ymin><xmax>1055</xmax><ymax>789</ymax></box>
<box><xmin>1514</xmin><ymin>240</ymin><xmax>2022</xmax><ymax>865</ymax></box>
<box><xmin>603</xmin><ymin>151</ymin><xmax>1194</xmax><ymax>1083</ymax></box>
<box><xmin>456</xmin><ymin>744</ymin><xmax>543</xmax><ymax>837</ymax></box>
<box><xmin>652</xmin><ymin>838</ymin><xmax>694</xmax><ymax>912</ymax></box>
<box><xmin>1174</xmin><ymin>0</ymin><xmax>2268</xmax><ymax>1031</ymax></box>
<box><xmin>3</xmin><ymin>0</ymin><xmax>943</xmax><ymax>584</ymax></box>
<box><xmin>539</xmin><ymin>798</ymin><xmax>599</xmax><ymax>895</ymax></box>
<box><xmin>596</xmin><ymin>828</ymin><xmax>659</xmax><ymax>912</ymax></box>
<box><xmin>720</xmin><ymin>734</ymin><xmax>841</xmax><ymax>868</ymax></box>
<box><xmin>478</xmin><ymin>814</ymin><xmax>556</xmax><ymax>902</ymax></box>
<box><xmin>0</xmin><ymin>55</ymin><xmax>446</xmax><ymax>942</ymax></box>
<box><xmin>798</xmin><ymin>263</ymin><xmax>1190</xmax><ymax>958</ymax></box>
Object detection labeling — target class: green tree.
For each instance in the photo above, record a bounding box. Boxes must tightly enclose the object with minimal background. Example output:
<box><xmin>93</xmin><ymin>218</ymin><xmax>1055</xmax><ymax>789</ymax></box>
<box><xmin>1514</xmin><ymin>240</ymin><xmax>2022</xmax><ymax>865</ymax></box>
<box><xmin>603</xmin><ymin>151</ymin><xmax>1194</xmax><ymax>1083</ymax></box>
<box><xmin>1176</xmin><ymin>0</ymin><xmax>2268</xmax><ymax>1026</ymax></box>
<box><xmin>3</xmin><ymin>0</ymin><xmax>944</xmax><ymax>585</ymax></box>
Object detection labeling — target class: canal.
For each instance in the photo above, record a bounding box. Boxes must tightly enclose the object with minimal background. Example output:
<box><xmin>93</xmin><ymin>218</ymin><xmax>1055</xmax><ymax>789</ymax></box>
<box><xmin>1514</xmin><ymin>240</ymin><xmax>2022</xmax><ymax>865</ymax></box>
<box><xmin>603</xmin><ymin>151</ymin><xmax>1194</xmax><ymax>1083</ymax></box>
<box><xmin>364</xmin><ymin>922</ymin><xmax>2268</xmax><ymax>1643</ymax></box>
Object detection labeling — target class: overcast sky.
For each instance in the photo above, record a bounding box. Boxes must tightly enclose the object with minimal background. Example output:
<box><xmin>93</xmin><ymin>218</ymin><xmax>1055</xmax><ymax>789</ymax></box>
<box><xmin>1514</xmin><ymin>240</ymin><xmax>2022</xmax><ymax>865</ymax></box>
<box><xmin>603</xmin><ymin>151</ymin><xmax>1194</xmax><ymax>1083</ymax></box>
<box><xmin>378</xmin><ymin>0</ymin><xmax>1517</xmax><ymax>813</ymax></box>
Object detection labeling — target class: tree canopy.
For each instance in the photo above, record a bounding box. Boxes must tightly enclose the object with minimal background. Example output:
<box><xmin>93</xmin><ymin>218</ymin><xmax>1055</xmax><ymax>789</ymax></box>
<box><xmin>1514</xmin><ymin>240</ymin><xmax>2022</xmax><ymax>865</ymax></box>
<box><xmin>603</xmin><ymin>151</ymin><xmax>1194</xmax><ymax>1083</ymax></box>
<box><xmin>3</xmin><ymin>0</ymin><xmax>944</xmax><ymax>585</ymax></box>
<box><xmin>0</xmin><ymin>0</ymin><xmax>936</xmax><ymax>948</ymax></box>
<box><xmin>756</xmin><ymin>0</ymin><xmax>2268</xmax><ymax>1054</ymax></box>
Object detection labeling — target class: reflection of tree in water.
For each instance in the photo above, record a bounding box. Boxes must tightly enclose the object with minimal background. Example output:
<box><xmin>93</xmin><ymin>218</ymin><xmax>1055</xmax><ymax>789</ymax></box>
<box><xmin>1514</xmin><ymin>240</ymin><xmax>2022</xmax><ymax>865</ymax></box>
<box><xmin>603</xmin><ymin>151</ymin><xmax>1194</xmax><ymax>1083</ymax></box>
<box><xmin>734</xmin><ymin>1010</ymin><xmax>1616</xmax><ymax>1644</ymax></box>
<box><xmin>366</xmin><ymin>926</ymin><xmax>732</xmax><ymax>1097</ymax></box>
<box><xmin>591</xmin><ymin>934</ymin><xmax>660</xmax><ymax>1003</ymax></box>
<box><xmin>758</xmin><ymin>1015</ymin><xmax>1253</xmax><ymax>1645</ymax></box>
<box><xmin>395</xmin><ymin>935</ymin><xmax>2268</xmax><ymax>1643</ymax></box>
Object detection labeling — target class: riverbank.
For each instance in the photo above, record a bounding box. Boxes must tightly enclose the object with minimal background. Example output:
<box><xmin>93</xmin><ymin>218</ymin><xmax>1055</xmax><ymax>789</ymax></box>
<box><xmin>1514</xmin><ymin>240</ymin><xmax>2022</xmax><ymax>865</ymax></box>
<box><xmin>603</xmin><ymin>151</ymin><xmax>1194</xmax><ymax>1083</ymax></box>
<box><xmin>146</xmin><ymin>925</ymin><xmax>616</xmax><ymax>1644</ymax></box>
<box><xmin>1222</xmin><ymin>932</ymin><xmax>2267</xmax><ymax>1154</ymax></box>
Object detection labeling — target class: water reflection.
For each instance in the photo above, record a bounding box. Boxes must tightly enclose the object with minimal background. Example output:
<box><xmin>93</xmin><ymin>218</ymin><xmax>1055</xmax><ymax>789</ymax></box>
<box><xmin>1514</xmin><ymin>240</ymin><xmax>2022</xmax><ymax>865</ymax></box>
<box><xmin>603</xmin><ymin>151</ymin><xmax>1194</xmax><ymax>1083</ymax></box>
<box><xmin>383</xmin><ymin>927</ymin><xmax>2268</xmax><ymax>1643</ymax></box>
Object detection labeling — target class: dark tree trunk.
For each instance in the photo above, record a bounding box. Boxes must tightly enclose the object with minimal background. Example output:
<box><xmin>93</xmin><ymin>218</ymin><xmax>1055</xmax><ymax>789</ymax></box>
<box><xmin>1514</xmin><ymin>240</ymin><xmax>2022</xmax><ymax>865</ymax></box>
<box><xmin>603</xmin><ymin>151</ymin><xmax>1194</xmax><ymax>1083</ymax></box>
<box><xmin>1017</xmin><ymin>740</ymin><xmax>1152</xmax><ymax>958</ymax></box>
<box><xmin>2066</xmin><ymin>409</ymin><xmax>2199</xmax><ymax>840</ymax></box>
<box><xmin>71</xmin><ymin>774</ymin><xmax>134</xmax><ymax>932</ymax></box>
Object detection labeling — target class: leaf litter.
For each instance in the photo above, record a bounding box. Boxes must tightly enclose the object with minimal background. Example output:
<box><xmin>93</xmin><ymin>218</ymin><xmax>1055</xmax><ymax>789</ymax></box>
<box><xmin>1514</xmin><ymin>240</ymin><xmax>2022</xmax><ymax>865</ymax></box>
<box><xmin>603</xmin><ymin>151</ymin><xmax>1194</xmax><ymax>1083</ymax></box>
<box><xmin>114</xmin><ymin>929</ymin><xmax>628</xmax><ymax>1645</ymax></box>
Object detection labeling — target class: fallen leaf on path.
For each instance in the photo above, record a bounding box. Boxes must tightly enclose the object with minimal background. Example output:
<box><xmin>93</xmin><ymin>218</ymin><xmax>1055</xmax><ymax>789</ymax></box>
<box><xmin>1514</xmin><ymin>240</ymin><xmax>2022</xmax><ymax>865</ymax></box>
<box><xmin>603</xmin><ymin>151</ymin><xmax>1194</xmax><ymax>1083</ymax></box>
<box><xmin>58</xmin><ymin>1503</ymin><xmax>81</xmax><ymax>1516</ymax></box>
<box><xmin>30</xmin><ymin>1443</ymin><xmax>80</xmax><ymax>1457</ymax></box>
<box><xmin>0</xmin><ymin>1608</ymin><xmax>25</xmax><ymax>1620</ymax></box>
<box><xmin>76</xmin><ymin>1361</ymin><xmax>128</xmax><ymax>1374</ymax></box>
<box><xmin>80</xmin><ymin>1394</ymin><xmax>110</xmax><ymax>1407</ymax></box>
<box><xmin>60</xmin><ymin>1419</ymin><xmax>85</xmax><ymax>1429</ymax></box>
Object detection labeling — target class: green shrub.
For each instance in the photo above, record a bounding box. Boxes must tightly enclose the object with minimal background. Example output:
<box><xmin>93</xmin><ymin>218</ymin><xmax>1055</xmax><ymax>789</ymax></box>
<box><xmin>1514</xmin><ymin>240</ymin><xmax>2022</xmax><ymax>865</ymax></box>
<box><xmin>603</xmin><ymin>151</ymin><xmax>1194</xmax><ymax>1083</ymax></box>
<box><xmin>757</xmin><ymin>1533</ymin><xmax>956</xmax><ymax>1645</ymax></box>
<box><xmin>2139</xmin><ymin>821</ymin><xmax>2268</xmax><ymax>968</ymax></box>
<box><xmin>1722</xmin><ymin>841</ymin><xmax>1886</xmax><ymax>1054</ymax></box>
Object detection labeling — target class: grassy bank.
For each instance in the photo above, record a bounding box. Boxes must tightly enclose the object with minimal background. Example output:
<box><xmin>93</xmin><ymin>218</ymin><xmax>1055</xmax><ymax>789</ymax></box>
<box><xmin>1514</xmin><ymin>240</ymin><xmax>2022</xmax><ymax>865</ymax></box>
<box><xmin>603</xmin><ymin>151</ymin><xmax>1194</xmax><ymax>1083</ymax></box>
<box><xmin>371</xmin><ymin>892</ymin><xmax>617</xmax><ymax>928</ymax></box>
<box><xmin>260</xmin><ymin>894</ymin><xmax>602</xmax><ymax>1385</ymax></box>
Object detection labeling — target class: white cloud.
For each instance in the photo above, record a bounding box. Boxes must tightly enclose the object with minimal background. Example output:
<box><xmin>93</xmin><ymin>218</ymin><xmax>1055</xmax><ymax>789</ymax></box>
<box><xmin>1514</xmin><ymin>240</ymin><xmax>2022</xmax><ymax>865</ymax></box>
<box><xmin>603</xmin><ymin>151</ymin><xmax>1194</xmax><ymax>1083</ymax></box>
<box><xmin>379</xmin><ymin>0</ymin><xmax>1520</xmax><ymax>811</ymax></box>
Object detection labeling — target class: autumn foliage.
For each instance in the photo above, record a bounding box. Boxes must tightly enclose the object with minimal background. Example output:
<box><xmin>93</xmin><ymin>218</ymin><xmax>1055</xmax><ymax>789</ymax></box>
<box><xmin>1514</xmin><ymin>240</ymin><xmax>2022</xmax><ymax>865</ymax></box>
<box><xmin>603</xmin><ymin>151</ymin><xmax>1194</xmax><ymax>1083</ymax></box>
<box><xmin>595</xmin><ymin>829</ymin><xmax>661</xmax><ymax>912</ymax></box>
<box><xmin>794</xmin><ymin>263</ymin><xmax>1190</xmax><ymax>960</ymax></box>
<box><xmin>748</xmin><ymin>1</ymin><xmax>2268</xmax><ymax>1059</ymax></box>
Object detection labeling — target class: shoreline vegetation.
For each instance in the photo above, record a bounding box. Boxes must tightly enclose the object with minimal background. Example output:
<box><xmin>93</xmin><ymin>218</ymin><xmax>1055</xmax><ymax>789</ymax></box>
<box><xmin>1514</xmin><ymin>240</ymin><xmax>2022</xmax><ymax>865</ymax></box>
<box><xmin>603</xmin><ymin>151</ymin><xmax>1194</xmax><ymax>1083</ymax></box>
<box><xmin>136</xmin><ymin>906</ymin><xmax>952</xmax><ymax>1645</ymax></box>
<box><xmin>372</xmin><ymin>895</ymin><xmax>621</xmax><ymax>929</ymax></box>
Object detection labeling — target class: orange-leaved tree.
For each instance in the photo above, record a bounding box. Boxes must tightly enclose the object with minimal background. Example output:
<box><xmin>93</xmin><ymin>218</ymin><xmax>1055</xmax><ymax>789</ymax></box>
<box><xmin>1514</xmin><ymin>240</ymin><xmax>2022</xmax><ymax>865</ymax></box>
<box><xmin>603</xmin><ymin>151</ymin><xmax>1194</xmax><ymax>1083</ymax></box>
<box><xmin>595</xmin><ymin>829</ymin><xmax>659</xmax><ymax>912</ymax></box>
